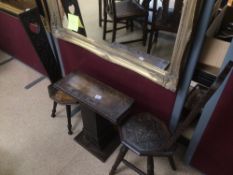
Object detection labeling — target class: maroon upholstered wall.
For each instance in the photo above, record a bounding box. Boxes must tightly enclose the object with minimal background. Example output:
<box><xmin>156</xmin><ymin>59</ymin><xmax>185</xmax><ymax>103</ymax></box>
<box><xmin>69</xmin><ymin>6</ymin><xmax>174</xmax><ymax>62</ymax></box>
<box><xmin>58</xmin><ymin>39</ymin><xmax>176</xmax><ymax>123</ymax></box>
<box><xmin>0</xmin><ymin>11</ymin><xmax>46</xmax><ymax>75</ymax></box>
<box><xmin>191</xmin><ymin>72</ymin><xmax>233</xmax><ymax>175</ymax></box>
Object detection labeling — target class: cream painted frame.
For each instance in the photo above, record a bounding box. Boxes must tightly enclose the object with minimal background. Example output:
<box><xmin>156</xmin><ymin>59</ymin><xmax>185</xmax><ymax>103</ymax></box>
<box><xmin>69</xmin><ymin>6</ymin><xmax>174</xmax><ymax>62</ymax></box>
<box><xmin>46</xmin><ymin>0</ymin><xmax>201</xmax><ymax>91</ymax></box>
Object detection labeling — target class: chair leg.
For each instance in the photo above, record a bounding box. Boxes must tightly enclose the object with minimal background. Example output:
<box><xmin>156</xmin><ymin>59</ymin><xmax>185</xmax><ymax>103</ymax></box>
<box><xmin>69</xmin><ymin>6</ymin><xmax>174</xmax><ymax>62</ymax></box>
<box><xmin>109</xmin><ymin>145</ymin><xmax>128</xmax><ymax>175</ymax></box>
<box><xmin>126</xmin><ymin>20</ymin><xmax>130</xmax><ymax>30</ymax></box>
<box><xmin>154</xmin><ymin>31</ymin><xmax>159</xmax><ymax>43</ymax></box>
<box><xmin>98</xmin><ymin>0</ymin><xmax>102</xmax><ymax>27</ymax></box>
<box><xmin>130</xmin><ymin>19</ymin><xmax>134</xmax><ymax>32</ymax></box>
<box><xmin>66</xmin><ymin>105</ymin><xmax>73</xmax><ymax>135</ymax></box>
<box><xmin>103</xmin><ymin>7</ymin><xmax>107</xmax><ymax>40</ymax></box>
<box><xmin>112</xmin><ymin>21</ymin><xmax>117</xmax><ymax>42</ymax></box>
<box><xmin>143</xmin><ymin>13</ymin><xmax>148</xmax><ymax>46</ymax></box>
<box><xmin>147</xmin><ymin>156</ymin><xmax>154</xmax><ymax>175</ymax></box>
<box><xmin>147</xmin><ymin>30</ymin><xmax>154</xmax><ymax>54</ymax></box>
<box><xmin>168</xmin><ymin>155</ymin><xmax>177</xmax><ymax>171</ymax></box>
<box><xmin>51</xmin><ymin>101</ymin><xmax>57</xmax><ymax>118</ymax></box>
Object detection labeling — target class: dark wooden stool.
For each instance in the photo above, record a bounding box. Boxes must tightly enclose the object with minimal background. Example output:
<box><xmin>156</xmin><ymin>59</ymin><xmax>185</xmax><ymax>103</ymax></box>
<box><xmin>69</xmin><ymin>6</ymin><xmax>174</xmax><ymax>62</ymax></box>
<box><xmin>110</xmin><ymin>113</ymin><xmax>176</xmax><ymax>175</ymax></box>
<box><xmin>109</xmin><ymin>61</ymin><xmax>233</xmax><ymax>175</ymax></box>
<box><xmin>48</xmin><ymin>85</ymin><xmax>78</xmax><ymax>135</ymax></box>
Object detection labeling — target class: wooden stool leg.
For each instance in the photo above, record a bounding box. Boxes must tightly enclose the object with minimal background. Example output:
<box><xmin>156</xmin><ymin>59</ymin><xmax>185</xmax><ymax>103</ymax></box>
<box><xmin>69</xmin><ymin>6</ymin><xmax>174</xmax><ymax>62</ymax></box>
<box><xmin>147</xmin><ymin>156</ymin><xmax>154</xmax><ymax>175</ymax></box>
<box><xmin>66</xmin><ymin>105</ymin><xmax>73</xmax><ymax>135</ymax></box>
<box><xmin>109</xmin><ymin>145</ymin><xmax>128</xmax><ymax>175</ymax></box>
<box><xmin>51</xmin><ymin>101</ymin><xmax>57</xmax><ymax>118</ymax></box>
<box><xmin>168</xmin><ymin>155</ymin><xmax>177</xmax><ymax>170</ymax></box>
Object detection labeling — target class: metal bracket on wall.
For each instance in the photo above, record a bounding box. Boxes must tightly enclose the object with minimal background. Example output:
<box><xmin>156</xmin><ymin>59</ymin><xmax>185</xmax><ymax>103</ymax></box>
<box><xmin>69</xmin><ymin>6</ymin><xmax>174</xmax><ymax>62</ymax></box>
<box><xmin>24</xmin><ymin>76</ymin><xmax>46</xmax><ymax>89</ymax></box>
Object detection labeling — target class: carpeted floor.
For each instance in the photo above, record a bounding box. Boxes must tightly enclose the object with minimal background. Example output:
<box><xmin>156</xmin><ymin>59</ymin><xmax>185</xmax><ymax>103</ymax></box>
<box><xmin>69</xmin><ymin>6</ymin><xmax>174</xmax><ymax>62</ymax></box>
<box><xmin>0</xmin><ymin>50</ymin><xmax>202</xmax><ymax>175</ymax></box>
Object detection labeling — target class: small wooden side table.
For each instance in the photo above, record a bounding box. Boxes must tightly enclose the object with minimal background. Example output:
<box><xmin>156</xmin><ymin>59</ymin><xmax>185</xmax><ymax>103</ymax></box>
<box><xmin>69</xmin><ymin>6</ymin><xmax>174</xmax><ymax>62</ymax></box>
<box><xmin>54</xmin><ymin>72</ymin><xmax>134</xmax><ymax>162</ymax></box>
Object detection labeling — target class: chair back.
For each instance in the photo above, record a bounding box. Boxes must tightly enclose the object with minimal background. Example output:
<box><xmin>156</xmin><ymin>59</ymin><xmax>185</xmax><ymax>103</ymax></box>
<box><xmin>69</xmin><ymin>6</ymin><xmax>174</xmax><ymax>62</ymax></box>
<box><xmin>161</xmin><ymin>0</ymin><xmax>183</xmax><ymax>21</ymax></box>
<box><xmin>19</xmin><ymin>8</ymin><xmax>62</xmax><ymax>84</ymax></box>
<box><xmin>151</xmin><ymin>0</ymin><xmax>183</xmax><ymax>32</ymax></box>
<box><xmin>164</xmin><ymin>61</ymin><xmax>233</xmax><ymax>149</ymax></box>
<box><xmin>104</xmin><ymin>0</ymin><xmax>145</xmax><ymax>18</ymax></box>
<box><xmin>103</xmin><ymin>0</ymin><xmax>117</xmax><ymax>18</ymax></box>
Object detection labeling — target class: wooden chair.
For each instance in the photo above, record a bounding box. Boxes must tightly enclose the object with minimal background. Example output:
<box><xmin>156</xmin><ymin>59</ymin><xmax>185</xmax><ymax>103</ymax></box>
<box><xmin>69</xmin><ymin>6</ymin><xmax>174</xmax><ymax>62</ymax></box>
<box><xmin>19</xmin><ymin>8</ymin><xmax>78</xmax><ymax>135</ymax></box>
<box><xmin>147</xmin><ymin>0</ymin><xmax>183</xmax><ymax>53</ymax></box>
<box><xmin>103</xmin><ymin>0</ymin><xmax>149</xmax><ymax>44</ymax></box>
<box><xmin>109</xmin><ymin>61</ymin><xmax>233</xmax><ymax>175</ymax></box>
<box><xmin>99</xmin><ymin>0</ymin><xmax>142</xmax><ymax>27</ymax></box>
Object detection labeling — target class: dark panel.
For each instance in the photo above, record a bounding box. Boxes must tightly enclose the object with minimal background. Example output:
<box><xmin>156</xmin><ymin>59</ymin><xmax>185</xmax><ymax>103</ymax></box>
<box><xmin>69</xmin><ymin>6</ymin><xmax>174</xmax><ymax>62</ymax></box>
<box><xmin>19</xmin><ymin>8</ymin><xmax>62</xmax><ymax>83</ymax></box>
<box><xmin>58</xmin><ymin>39</ymin><xmax>176</xmax><ymax>123</ymax></box>
<box><xmin>192</xmin><ymin>72</ymin><xmax>233</xmax><ymax>175</ymax></box>
<box><xmin>0</xmin><ymin>11</ymin><xmax>46</xmax><ymax>75</ymax></box>
<box><xmin>60</xmin><ymin>0</ymin><xmax>86</xmax><ymax>36</ymax></box>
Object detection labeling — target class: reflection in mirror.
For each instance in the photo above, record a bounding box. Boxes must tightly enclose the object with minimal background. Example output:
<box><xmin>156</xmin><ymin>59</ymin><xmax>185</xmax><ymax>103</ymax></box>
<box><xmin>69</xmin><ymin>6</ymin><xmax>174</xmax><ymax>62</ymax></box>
<box><xmin>47</xmin><ymin>0</ymin><xmax>202</xmax><ymax>91</ymax></box>
<box><xmin>58</xmin><ymin>0</ymin><xmax>183</xmax><ymax>68</ymax></box>
<box><xmin>58</xmin><ymin>0</ymin><xmax>86</xmax><ymax>36</ymax></box>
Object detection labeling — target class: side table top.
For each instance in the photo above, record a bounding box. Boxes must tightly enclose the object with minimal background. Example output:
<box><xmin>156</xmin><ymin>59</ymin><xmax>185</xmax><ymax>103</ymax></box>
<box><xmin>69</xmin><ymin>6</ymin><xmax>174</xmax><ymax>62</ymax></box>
<box><xmin>54</xmin><ymin>72</ymin><xmax>134</xmax><ymax>124</ymax></box>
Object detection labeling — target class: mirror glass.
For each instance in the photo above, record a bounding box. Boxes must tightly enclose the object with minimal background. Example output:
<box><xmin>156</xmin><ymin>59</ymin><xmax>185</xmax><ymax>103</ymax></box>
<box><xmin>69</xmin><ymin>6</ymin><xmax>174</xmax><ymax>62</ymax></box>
<box><xmin>46</xmin><ymin>0</ymin><xmax>202</xmax><ymax>91</ymax></box>
<box><xmin>57</xmin><ymin>0</ymin><xmax>183</xmax><ymax>69</ymax></box>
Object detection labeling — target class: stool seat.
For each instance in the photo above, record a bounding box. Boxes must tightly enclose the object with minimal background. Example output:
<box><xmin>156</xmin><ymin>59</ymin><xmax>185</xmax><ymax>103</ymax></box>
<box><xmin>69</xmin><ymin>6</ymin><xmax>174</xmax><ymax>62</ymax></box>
<box><xmin>48</xmin><ymin>84</ymin><xmax>78</xmax><ymax>105</ymax></box>
<box><xmin>121</xmin><ymin>113</ymin><xmax>174</xmax><ymax>156</ymax></box>
<box><xmin>48</xmin><ymin>84</ymin><xmax>78</xmax><ymax>135</ymax></box>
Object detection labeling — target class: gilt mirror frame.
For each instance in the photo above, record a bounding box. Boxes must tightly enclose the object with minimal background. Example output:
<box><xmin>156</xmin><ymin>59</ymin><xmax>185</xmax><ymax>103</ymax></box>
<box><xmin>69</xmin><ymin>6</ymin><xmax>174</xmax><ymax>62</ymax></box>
<box><xmin>46</xmin><ymin>0</ymin><xmax>201</xmax><ymax>92</ymax></box>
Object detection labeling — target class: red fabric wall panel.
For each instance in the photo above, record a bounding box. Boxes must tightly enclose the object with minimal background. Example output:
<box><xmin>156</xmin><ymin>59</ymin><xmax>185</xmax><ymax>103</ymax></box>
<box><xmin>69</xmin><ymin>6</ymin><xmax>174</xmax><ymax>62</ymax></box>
<box><xmin>58</xmin><ymin>39</ymin><xmax>176</xmax><ymax>123</ymax></box>
<box><xmin>0</xmin><ymin>11</ymin><xmax>46</xmax><ymax>75</ymax></box>
<box><xmin>192</xmin><ymin>72</ymin><xmax>233</xmax><ymax>175</ymax></box>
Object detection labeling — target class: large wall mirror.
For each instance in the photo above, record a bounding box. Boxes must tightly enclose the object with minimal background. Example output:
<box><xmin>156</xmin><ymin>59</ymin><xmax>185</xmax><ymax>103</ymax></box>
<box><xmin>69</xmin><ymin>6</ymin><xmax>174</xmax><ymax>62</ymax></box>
<box><xmin>48</xmin><ymin>0</ymin><xmax>201</xmax><ymax>91</ymax></box>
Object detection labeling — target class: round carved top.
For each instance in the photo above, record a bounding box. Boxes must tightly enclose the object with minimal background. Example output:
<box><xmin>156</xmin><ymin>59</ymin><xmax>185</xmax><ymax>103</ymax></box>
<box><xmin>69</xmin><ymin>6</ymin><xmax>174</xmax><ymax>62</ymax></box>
<box><xmin>121</xmin><ymin>113</ymin><xmax>172</xmax><ymax>156</ymax></box>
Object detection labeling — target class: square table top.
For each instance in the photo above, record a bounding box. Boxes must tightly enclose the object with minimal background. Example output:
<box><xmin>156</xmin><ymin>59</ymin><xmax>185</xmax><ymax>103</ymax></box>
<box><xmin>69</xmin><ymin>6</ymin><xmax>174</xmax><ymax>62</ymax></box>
<box><xmin>54</xmin><ymin>72</ymin><xmax>134</xmax><ymax>124</ymax></box>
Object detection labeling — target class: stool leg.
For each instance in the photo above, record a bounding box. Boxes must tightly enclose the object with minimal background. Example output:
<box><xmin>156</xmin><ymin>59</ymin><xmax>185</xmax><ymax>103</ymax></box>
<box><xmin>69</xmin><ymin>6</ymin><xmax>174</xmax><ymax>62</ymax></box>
<box><xmin>51</xmin><ymin>101</ymin><xmax>57</xmax><ymax>118</ymax></box>
<box><xmin>147</xmin><ymin>156</ymin><xmax>154</xmax><ymax>175</ymax></box>
<box><xmin>109</xmin><ymin>145</ymin><xmax>128</xmax><ymax>175</ymax></box>
<box><xmin>66</xmin><ymin>105</ymin><xmax>73</xmax><ymax>135</ymax></box>
<box><xmin>168</xmin><ymin>155</ymin><xmax>177</xmax><ymax>170</ymax></box>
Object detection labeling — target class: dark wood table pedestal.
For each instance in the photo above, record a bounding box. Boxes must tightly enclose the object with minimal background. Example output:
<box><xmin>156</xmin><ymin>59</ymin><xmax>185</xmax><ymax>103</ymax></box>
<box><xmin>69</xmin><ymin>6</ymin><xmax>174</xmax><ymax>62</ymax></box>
<box><xmin>75</xmin><ymin>104</ymin><xmax>120</xmax><ymax>162</ymax></box>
